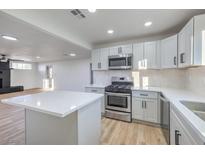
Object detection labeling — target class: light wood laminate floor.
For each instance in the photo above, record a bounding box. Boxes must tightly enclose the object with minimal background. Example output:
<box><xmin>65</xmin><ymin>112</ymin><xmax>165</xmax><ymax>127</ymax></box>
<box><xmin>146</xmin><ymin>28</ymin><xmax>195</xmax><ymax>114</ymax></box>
<box><xmin>0</xmin><ymin>89</ymin><xmax>167</xmax><ymax>145</ymax></box>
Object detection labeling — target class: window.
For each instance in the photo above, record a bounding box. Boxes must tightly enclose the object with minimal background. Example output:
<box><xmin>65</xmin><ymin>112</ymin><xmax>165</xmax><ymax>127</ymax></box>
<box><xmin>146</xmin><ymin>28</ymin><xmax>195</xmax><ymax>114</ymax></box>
<box><xmin>10</xmin><ymin>62</ymin><xmax>32</xmax><ymax>70</ymax></box>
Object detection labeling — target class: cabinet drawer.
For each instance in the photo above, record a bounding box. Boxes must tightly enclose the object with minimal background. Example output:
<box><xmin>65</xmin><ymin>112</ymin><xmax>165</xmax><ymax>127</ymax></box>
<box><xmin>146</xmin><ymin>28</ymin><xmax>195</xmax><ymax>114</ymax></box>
<box><xmin>132</xmin><ymin>90</ymin><xmax>158</xmax><ymax>99</ymax></box>
<box><xmin>85</xmin><ymin>87</ymin><xmax>104</xmax><ymax>94</ymax></box>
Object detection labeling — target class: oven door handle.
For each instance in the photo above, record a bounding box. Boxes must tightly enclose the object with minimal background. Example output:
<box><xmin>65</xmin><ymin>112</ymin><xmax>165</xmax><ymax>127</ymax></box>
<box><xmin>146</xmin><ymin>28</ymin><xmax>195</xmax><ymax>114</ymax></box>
<box><xmin>105</xmin><ymin>92</ymin><xmax>131</xmax><ymax>96</ymax></box>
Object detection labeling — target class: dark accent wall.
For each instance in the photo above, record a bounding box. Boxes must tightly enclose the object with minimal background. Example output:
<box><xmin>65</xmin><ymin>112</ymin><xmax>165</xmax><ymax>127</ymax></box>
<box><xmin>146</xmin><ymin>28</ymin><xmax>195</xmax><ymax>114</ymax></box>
<box><xmin>0</xmin><ymin>61</ymin><xmax>10</xmax><ymax>88</ymax></box>
<box><xmin>0</xmin><ymin>61</ymin><xmax>24</xmax><ymax>94</ymax></box>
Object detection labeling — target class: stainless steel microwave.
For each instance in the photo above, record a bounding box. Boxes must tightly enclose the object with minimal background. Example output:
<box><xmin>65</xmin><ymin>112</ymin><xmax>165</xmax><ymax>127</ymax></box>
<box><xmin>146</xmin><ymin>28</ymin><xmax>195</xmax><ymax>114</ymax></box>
<box><xmin>108</xmin><ymin>54</ymin><xmax>132</xmax><ymax>70</ymax></box>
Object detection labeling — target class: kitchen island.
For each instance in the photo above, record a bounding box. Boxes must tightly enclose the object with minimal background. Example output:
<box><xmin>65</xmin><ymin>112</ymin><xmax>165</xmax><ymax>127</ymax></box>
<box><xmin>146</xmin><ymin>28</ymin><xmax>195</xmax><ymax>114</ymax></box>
<box><xmin>1</xmin><ymin>91</ymin><xmax>103</xmax><ymax>145</ymax></box>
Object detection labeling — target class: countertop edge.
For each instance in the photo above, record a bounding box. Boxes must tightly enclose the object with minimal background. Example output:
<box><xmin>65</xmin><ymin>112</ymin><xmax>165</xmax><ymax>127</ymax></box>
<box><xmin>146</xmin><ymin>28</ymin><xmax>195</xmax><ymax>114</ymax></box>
<box><xmin>1</xmin><ymin>93</ymin><xmax>103</xmax><ymax>118</ymax></box>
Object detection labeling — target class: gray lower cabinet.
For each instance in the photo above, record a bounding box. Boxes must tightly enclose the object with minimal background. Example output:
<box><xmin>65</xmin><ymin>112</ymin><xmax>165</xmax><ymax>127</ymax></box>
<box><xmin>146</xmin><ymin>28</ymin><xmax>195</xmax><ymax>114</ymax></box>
<box><xmin>170</xmin><ymin>108</ymin><xmax>204</xmax><ymax>145</ymax></box>
<box><xmin>85</xmin><ymin>87</ymin><xmax>105</xmax><ymax>114</ymax></box>
<box><xmin>132</xmin><ymin>90</ymin><xmax>160</xmax><ymax>124</ymax></box>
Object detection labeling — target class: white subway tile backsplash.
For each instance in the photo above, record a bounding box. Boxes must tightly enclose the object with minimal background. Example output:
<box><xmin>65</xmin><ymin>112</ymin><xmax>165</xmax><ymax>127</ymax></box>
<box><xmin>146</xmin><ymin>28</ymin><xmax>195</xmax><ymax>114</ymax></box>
<box><xmin>93</xmin><ymin>67</ymin><xmax>205</xmax><ymax>96</ymax></box>
<box><xmin>185</xmin><ymin>66</ymin><xmax>205</xmax><ymax>96</ymax></box>
<box><xmin>93</xmin><ymin>69</ymin><xmax>186</xmax><ymax>89</ymax></box>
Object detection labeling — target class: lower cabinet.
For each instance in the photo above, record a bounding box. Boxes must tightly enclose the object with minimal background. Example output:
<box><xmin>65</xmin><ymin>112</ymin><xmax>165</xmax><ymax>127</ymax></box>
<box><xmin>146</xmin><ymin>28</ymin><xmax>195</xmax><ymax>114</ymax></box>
<box><xmin>170</xmin><ymin>109</ymin><xmax>203</xmax><ymax>145</ymax></box>
<box><xmin>85</xmin><ymin>87</ymin><xmax>105</xmax><ymax>114</ymax></box>
<box><xmin>132</xmin><ymin>91</ymin><xmax>160</xmax><ymax>124</ymax></box>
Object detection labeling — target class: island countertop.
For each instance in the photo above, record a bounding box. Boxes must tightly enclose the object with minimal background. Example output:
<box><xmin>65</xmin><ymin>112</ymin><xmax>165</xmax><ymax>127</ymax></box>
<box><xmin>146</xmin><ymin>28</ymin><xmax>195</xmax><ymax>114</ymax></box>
<box><xmin>1</xmin><ymin>90</ymin><xmax>103</xmax><ymax>118</ymax></box>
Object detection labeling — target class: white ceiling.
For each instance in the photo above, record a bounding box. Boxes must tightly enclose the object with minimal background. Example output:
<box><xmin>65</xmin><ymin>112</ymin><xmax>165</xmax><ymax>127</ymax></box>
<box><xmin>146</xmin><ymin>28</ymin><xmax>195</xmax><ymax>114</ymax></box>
<box><xmin>0</xmin><ymin>11</ymin><xmax>90</xmax><ymax>62</ymax></box>
<box><xmin>1</xmin><ymin>9</ymin><xmax>205</xmax><ymax>62</ymax></box>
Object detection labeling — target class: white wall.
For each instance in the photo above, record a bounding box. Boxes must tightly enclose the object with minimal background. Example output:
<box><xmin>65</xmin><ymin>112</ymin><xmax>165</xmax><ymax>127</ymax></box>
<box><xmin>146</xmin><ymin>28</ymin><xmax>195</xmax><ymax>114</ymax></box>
<box><xmin>38</xmin><ymin>59</ymin><xmax>91</xmax><ymax>92</ymax></box>
<box><xmin>11</xmin><ymin>62</ymin><xmax>41</xmax><ymax>89</ymax></box>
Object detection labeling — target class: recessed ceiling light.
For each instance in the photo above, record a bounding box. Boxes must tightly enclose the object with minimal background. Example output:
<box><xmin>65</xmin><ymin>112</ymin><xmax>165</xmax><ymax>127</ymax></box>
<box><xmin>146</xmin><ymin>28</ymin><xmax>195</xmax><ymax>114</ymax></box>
<box><xmin>144</xmin><ymin>21</ymin><xmax>152</xmax><ymax>27</ymax></box>
<box><xmin>70</xmin><ymin>53</ymin><xmax>76</xmax><ymax>57</ymax></box>
<box><xmin>2</xmin><ymin>35</ymin><xmax>18</xmax><ymax>41</ymax></box>
<box><xmin>36</xmin><ymin>56</ymin><xmax>40</xmax><ymax>59</ymax></box>
<box><xmin>88</xmin><ymin>9</ymin><xmax>96</xmax><ymax>13</ymax></box>
<box><xmin>107</xmin><ymin>30</ymin><xmax>114</xmax><ymax>34</ymax></box>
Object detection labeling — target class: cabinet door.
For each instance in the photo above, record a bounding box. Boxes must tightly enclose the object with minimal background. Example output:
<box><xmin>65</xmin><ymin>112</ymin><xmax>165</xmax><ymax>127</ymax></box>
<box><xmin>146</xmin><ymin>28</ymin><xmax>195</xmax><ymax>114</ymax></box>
<box><xmin>133</xmin><ymin>43</ymin><xmax>144</xmax><ymax>69</ymax></box>
<box><xmin>184</xmin><ymin>18</ymin><xmax>194</xmax><ymax>67</ymax></box>
<box><xmin>161</xmin><ymin>35</ymin><xmax>178</xmax><ymax>68</ymax></box>
<box><xmin>100</xmin><ymin>48</ymin><xmax>109</xmax><ymax>70</ymax></box>
<box><xmin>178</xmin><ymin>30</ymin><xmax>185</xmax><ymax>68</ymax></box>
<box><xmin>170</xmin><ymin>110</ymin><xmax>181</xmax><ymax>145</ymax></box>
<box><xmin>132</xmin><ymin>97</ymin><xmax>144</xmax><ymax>120</ymax></box>
<box><xmin>178</xmin><ymin>18</ymin><xmax>194</xmax><ymax>68</ymax></box>
<box><xmin>85</xmin><ymin>87</ymin><xmax>105</xmax><ymax>114</ymax></box>
<box><xmin>91</xmin><ymin>49</ymin><xmax>101</xmax><ymax>70</ymax></box>
<box><xmin>109</xmin><ymin>46</ymin><xmax>118</xmax><ymax>56</ymax></box>
<box><xmin>170</xmin><ymin>110</ymin><xmax>197</xmax><ymax>145</ymax></box>
<box><xmin>121</xmin><ymin>44</ymin><xmax>133</xmax><ymax>54</ymax></box>
<box><xmin>144</xmin><ymin>41</ymin><xmax>157</xmax><ymax>69</ymax></box>
<box><xmin>143</xmin><ymin>99</ymin><xmax>158</xmax><ymax>123</ymax></box>
<box><xmin>194</xmin><ymin>14</ymin><xmax>205</xmax><ymax>65</ymax></box>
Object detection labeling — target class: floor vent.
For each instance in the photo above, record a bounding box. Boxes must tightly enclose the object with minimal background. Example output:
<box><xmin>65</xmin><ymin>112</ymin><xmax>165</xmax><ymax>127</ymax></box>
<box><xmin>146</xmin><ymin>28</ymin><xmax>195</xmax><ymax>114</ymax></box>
<box><xmin>70</xmin><ymin>9</ymin><xmax>87</xmax><ymax>19</ymax></box>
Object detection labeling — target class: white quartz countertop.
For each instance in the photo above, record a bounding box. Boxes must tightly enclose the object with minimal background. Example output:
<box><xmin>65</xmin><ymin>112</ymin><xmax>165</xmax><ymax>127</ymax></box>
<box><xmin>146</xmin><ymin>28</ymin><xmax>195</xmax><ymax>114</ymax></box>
<box><xmin>85</xmin><ymin>84</ymin><xmax>108</xmax><ymax>89</ymax></box>
<box><xmin>132</xmin><ymin>86</ymin><xmax>205</xmax><ymax>142</ymax></box>
<box><xmin>1</xmin><ymin>91</ymin><xmax>103</xmax><ymax>118</ymax></box>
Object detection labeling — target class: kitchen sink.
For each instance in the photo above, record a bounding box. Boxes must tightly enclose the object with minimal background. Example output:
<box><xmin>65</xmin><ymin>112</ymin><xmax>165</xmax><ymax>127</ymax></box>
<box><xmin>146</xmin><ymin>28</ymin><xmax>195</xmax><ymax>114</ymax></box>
<box><xmin>180</xmin><ymin>100</ymin><xmax>205</xmax><ymax>121</ymax></box>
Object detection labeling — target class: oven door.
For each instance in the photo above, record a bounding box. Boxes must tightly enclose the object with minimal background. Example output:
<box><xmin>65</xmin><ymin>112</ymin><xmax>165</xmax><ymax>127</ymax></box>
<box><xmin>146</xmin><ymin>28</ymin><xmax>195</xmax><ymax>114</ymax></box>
<box><xmin>105</xmin><ymin>92</ymin><xmax>131</xmax><ymax>112</ymax></box>
<box><xmin>108</xmin><ymin>56</ymin><xmax>132</xmax><ymax>70</ymax></box>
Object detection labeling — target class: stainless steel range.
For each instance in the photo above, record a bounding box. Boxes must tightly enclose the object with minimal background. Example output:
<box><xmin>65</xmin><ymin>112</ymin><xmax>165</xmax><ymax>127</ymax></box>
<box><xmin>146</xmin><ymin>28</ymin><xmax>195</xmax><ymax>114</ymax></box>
<box><xmin>105</xmin><ymin>77</ymin><xmax>133</xmax><ymax>122</ymax></box>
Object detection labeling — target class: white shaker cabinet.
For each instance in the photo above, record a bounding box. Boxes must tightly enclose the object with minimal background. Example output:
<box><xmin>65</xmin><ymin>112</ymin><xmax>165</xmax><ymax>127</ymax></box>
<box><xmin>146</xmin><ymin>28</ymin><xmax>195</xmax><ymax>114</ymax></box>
<box><xmin>144</xmin><ymin>41</ymin><xmax>161</xmax><ymax>69</ymax></box>
<box><xmin>133</xmin><ymin>41</ymin><xmax>160</xmax><ymax>70</ymax></box>
<box><xmin>178</xmin><ymin>14</ymin><xmax>205</xmax><ymax>68</ymax></box>
<box><xmin>144</xmin><ymin>41</ymin><xmax>157</xmax><ymax>69</ymax></box>
<box><xmin>132</xmin><ymin>97</ymin><xmax>144</xmax><ymax>121</ymax></box>
<box><xmin>178</xmin><ymin>18</ymin><xmax>193</xmax><ymax>68</ymax></box>
<box><xmin>109</xmin><ymin>44</ymin><xmax>133</xmax><ymax>55</ymax></box>
<box><xmin>132</xmin><ymin>91</ymin><xmax>160</xmax><ymax>124</ymax></box>
<box><xmin>91</xmin><ymin>48</ymin><xmax>109</xmax><ymax>70</ymax></box>
<box><xmin>91</xmin><ymin>49</ymin><xmax>101</xmax><ymax>70</ymax></box>
<box><xmin>85</xmin><ymin>87</ymin><xmax>105</xmax><ymax>114</ymax></box>
<box><xmin>133</xmin><ymin>43</ymin><xmax>144</xmax><ymax>69</ymax></box>
<box><xmin>143</xmin><ymin>99</ymin><xmax>158</xmax><ymax>123</ymax></box>
<box><xmin>109</xmin><ymin>46</ymin><xmax>119</xmax><ymax>56</ymax></box>
<box><xmin>193</xmin><ymin>14</ymin><xmax>205</xmax><ymax>66</ymax></box>
<box><xmin>170</xmin><ymin>109</ymin><xmax>199</xmax><ymax>145</ymax></box>
<box><xmin>100</xmin><ymin>48</ymin><xmax>109</xmax><ymax>70</ymax></box>
<box><xmin>161</xmin><ymin>34</ymin><xmax>178</xmax><ymax>68</ymax></box>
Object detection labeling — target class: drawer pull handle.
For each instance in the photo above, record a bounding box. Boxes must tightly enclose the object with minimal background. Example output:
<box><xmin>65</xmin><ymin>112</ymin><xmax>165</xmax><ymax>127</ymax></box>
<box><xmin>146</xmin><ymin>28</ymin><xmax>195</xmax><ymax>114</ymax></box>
<box><xmin>91</xmin><ymin>90</ymin><xmax>98</xmax><ymax>92</ymax></box>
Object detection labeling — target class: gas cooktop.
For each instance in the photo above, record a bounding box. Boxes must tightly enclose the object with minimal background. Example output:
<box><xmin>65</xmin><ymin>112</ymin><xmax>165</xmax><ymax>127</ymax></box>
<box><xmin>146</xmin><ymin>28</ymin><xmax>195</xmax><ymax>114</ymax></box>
<box><xmin>105</xmin><ymin>77</ymin><xmax>133</xmax><ymax>94</ymax></box>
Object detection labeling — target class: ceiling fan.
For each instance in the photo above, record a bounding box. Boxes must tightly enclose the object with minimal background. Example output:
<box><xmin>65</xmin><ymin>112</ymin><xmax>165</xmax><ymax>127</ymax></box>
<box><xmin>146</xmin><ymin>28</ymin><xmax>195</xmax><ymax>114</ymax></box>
<box><xmin>0</xmin><ymin>54</ymin><xmax>24</xmax><ymax>62</ymax></box>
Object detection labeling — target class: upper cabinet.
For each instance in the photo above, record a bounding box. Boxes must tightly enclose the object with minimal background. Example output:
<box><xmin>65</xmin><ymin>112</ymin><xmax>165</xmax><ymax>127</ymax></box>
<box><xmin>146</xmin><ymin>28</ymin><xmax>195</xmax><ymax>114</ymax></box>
<box><xmin>133</xmin><ymin>41</ymin><xmax>160</xmax><ymax>70</ymax></box>
<box><xmin>133</xmin><ymin>43</ymin><xmax>144</xmax><ymax>70</ymax></box>
<box><xmin>91</xmin><ymin>48</ymin><xmax>109</xmax><ymax>70</ymax></box>
<box><xmin>161</xmin><ymin>34</ymin><xmax>178</xmax><ymax>69</ymax></box>
<box><xmin>144</xmin><ymin>41</ymin><xmax>161</xmax><ymax>69</ymax></box>
<box><xmin>92</xmin><ymin>14</ymin><xmax>205</xmax><ymax>71</ymax></box>
<box><xmin>178</xmin><ymin>18</ymin><xmax>194</xmax><ymax>68</ymax></box>
<box><xmin>178</xmin><ymin>14</ymin><xmax>205</xmax><ymax>68</ymax></box>
<box><xmin>109</xmin><ymin>44</ymin><xmax>133</xmax><ymax>55</ymax></box>
<box><xmin>193</xmin><ymin>14</ymin><xmax>205</xmax><ymax>66</ymax></box>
